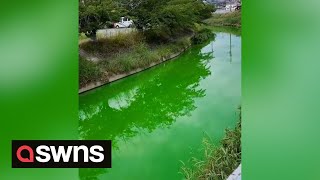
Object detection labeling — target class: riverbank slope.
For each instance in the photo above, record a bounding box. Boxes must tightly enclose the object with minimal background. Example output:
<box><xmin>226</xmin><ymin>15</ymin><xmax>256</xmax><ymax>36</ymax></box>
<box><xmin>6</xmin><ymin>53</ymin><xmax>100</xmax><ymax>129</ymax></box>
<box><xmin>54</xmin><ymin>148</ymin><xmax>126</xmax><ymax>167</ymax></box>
<box><xmin>79</xmin><ymin>29</ymin><xmax>214</xmax><ymax>93</ymax></box>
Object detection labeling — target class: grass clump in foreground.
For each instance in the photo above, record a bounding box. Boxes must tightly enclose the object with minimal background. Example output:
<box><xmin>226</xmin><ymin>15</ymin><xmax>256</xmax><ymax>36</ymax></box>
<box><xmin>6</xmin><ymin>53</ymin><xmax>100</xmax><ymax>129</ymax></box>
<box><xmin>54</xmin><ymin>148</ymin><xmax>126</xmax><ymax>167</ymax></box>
<box><xmin>203</xmin><ymin>11</ymin><xmax>241</xmax><ymax>27</ymax></box>
<box><xmin>181</xmin><ymin>109</ymin><xmax>241</xmax><ymax>180</ymax></box>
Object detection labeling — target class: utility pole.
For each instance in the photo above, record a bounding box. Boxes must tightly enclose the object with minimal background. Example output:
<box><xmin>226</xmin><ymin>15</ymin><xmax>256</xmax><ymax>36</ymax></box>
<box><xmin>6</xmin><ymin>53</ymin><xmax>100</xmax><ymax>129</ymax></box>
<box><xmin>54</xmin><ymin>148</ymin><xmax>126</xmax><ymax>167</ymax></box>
<box><xmin>229</xmin><ymin>33</ymin><xmax>232</xmax><ymax>63</ymax></box>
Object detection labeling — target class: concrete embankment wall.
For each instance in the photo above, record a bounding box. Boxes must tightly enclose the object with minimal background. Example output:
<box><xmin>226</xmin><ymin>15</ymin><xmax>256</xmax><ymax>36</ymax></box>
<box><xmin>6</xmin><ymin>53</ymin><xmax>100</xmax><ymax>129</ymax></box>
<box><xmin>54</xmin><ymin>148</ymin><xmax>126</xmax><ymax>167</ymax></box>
<box><xmin>227</xmin><ymin>164</ymin><xmax>241</xmax><ymax>180</ymax></box>
<box><xmin>79</xmin><ymin>47</ymin><xmax>189</xmax><ymax>94</ymax></box>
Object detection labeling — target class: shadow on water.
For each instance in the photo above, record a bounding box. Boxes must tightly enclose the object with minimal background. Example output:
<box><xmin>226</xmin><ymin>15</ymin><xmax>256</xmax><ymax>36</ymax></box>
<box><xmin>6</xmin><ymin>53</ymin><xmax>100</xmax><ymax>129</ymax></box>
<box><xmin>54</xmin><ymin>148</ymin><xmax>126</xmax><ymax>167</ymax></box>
<box><xmin>79</xmin><ymin>43</ymin><xmax>213</xmax><ymax>179</ymax></box>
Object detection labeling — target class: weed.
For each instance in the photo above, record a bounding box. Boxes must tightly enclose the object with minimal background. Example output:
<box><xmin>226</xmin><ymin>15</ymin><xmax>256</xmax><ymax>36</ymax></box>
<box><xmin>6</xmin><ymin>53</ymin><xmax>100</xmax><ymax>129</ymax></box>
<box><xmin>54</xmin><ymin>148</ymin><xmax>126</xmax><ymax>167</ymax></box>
<box><xmin>181</xmin><ymin>108</ymin><xmax>241</xmax><ymax>180</ymax></box>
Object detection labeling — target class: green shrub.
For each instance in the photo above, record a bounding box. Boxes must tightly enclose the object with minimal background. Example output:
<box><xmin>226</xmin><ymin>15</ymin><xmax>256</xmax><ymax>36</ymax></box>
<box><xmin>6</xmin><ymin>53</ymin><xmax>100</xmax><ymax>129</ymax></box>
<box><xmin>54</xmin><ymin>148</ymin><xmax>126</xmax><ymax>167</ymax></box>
<box><xmin>192</xmin><ymin>28</ymin><xmax>215</xmax><ymax>45</ymax></box>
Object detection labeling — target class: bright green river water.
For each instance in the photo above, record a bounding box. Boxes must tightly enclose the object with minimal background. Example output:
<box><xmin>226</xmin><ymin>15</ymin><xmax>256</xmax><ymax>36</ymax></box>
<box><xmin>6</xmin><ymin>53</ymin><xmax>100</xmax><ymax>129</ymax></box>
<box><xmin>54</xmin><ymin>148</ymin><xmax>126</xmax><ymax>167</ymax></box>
<box><xmin>79</xmin><ymin>28</ymin><xmax>241</xmax><ymax>180</ymax></box>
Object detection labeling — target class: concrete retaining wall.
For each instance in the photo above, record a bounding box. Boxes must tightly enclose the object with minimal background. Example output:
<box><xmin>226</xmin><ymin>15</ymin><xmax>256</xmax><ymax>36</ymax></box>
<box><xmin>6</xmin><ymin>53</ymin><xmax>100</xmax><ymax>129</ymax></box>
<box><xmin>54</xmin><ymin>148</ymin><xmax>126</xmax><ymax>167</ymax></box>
<box><xmin>227</xmin><ymin>164</ymin><xmax>241</xmax><ymax>180</ymax></box>
<box><xmin>96</xmin><ymin>28</ymin><xmax>136</xmax><ymax>39</ymax></box>
<box><xmin>79</xmin><ymin>47</ymin><xmax>189</xmax><ymax>94</ymax></box>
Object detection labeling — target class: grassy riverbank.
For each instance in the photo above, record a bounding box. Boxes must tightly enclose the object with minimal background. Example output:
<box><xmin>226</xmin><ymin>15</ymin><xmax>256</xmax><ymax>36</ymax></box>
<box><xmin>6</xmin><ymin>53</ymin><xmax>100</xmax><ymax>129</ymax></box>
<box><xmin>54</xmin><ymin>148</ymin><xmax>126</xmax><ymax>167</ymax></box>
<box><xmin>204</xmin><ymin>11</ymin><xmax>241</xmax><ymax>27</ymax></box>
<box><xmin>79</xmin><ymin>32</ymin><xmax>190</xmax><ymax>87</ymax></box>
<box><xmin>79</xmin><ymin>28</ymin><xmax>214</xmax><ymax>88</ymax></box>
<box><xmin>181</xmin><ymin>108</ymin><xmax>241</xmax><ymax>180</ymax></box>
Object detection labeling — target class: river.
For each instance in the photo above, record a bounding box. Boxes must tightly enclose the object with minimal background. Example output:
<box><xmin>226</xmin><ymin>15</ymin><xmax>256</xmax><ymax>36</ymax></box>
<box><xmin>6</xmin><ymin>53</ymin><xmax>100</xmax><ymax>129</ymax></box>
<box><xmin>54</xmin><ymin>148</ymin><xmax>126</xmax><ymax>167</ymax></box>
<box><xmin>79</xmin><ymin>27</ymin><xmax>241</xmax><ymax>180</ymax></box>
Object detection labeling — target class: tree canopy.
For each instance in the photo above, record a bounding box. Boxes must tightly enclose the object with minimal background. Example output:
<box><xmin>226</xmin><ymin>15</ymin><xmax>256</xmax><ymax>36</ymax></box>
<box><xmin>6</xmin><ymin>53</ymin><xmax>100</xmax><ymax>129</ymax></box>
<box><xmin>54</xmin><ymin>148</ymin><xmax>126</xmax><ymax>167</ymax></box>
<box><xmin>79</xmin><ymin>0</ymin><xmax>215</xmax><ymax>39</ymax></box>
<box><xmin>79</xmin><ymin>0</ymin><xmax>128</xmax><ymax>36</ymax></box>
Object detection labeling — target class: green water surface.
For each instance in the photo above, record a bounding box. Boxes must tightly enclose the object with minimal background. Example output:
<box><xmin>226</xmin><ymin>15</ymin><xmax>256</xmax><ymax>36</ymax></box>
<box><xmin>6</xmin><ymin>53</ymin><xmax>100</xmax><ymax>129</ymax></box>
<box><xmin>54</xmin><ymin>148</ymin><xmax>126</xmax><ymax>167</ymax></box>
<box><xmin>79</xmin><ymin>28</ymin><xmax>241</xmax><ymax>180</ymax></box>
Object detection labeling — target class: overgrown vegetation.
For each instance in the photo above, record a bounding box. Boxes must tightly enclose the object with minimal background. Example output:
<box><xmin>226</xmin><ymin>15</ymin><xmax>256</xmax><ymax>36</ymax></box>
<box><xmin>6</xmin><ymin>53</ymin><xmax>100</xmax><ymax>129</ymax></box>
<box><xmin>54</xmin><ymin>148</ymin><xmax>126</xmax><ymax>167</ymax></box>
<box><xmin>79</xmin><ymin>0</ymin><xmax>216</xmax><ymax>87</ymax></box>
<box><xmin>203</xmin><ymin>11</ymin><xmax>241</xmax><ymax>27</ymax></box>
<box><xmin>192</xmin><ymin>28</ymin><xmax>216</xmax><ymax>45</ymax></box>
<box><xmin>80</xmin><ymin>31</ymin><xmax>145</xmax><ymax>57</ymax></box>
<box><xmin>79</xmin><ymin>31</ymin><xmax>192</xmax><ymax>85</ymax></box>
<box><xmin>79</xmin><ymin>0</ymin><xmax>215</xmax><ymax>39</ymax></box>
<box><xmin>130</xmin><ymin>0</ymin><xmax>215</xmax><ymax>42</ymax></box>
<box><xmin>100</xmin><ymin>37</ymin><xmax>191</xmax><ymax>74</ymax></box>
<box><xmin>79</xmin><ymin>0</ymin><xmax>128</xmax><ymax>38</ymax></box>
<box><xmin>79</xmin><ymin>56</ymin><xmax>102</xmax><ymax>87</ymax></box>
<box><xmin>181</xmin><ymin>108</ymin><xmax>241</xmax><ymax>180</ymax></box>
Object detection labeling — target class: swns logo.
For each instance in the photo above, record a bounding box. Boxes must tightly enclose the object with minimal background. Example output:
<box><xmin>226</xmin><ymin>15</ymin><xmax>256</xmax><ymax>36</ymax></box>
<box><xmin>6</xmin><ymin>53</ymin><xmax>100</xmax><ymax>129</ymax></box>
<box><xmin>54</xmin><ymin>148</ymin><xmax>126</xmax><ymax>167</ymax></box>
<box><xmin>12</xmin><ymin>140</ymin><xmax>111</xmax><ymax>168</ymax></box>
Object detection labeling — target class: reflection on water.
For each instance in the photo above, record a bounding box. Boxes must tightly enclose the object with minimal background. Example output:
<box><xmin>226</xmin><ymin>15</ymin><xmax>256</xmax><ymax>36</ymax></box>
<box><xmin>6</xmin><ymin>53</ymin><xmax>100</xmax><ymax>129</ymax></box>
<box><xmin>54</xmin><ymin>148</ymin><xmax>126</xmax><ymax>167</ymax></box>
<box><xmin>79</xmin><ymin>29</ymin><xmax>241</xmax><ymax>180</ymax></box>
<box><xmin>79</xmin><ymin>50</ymin><xmax>212</xmax><ymax>141</ymax></box>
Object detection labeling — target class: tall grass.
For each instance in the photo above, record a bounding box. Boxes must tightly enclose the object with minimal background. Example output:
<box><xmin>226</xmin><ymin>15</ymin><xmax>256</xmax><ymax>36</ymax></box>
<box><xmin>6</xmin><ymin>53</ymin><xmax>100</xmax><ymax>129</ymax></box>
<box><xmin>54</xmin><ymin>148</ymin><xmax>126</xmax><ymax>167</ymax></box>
<box><xmin>99</xmin><ymin>43</ymin><xmax>160</xmax><ymax>74</ymax></box>
<box><xmin>99</xmin><ymin>36</ymin><xmax>191</xmax><ymax>75</ymax></box>
<box><xmin>79</xmin><ymin>56</ymin><xmax>102</xmax><ymax>87</ymax></box>
<box><xmin>181</xmin><ymin>108</ymin><xmax>241</xmax><ymax>180</ymax></box>
<box><xmin>80</xmin><ymin>32</ymin><xmax>145</xmax><ymax>57</ymax></box>
<box><xmin>203</xmin><ymin>12</ymin><xmax>241</xmax><ymax>27</ymax></box>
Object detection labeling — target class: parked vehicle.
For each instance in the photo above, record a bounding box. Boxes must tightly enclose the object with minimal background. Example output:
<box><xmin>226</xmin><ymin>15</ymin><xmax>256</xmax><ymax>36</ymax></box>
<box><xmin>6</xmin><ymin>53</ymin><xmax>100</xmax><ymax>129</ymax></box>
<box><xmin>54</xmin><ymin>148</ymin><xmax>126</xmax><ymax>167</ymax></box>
<box><xmin>114</xmin><ymin>17</ymin><xmax>133</xmax><ymax>28</ymax></box>
<box><xmin>225</xmin><ymin>4</ymin><xmax>237</xmax><ymax>11</ymax></box>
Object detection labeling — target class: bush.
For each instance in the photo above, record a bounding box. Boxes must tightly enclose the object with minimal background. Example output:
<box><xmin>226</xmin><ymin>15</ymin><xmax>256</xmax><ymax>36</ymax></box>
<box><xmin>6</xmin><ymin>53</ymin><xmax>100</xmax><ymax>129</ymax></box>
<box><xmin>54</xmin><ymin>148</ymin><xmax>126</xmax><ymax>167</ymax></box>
<box><xmin>200</xmin><ymin>4</ymin><xmax>216</xmax><ymax>19</ymax></box>
<box><xmin>192</xmin><ymin>28</ymin><xmax>215</xmax><ymax>45</ymax></box>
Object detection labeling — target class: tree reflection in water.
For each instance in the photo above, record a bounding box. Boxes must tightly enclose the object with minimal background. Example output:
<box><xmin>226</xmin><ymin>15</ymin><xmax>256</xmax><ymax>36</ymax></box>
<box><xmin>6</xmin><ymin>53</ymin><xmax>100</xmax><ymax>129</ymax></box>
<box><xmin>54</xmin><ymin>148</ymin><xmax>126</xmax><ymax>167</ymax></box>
<box><xmin>79</xmin><ymin>43</ymin><xmax>214</xmax><ymax>180</ymax></box>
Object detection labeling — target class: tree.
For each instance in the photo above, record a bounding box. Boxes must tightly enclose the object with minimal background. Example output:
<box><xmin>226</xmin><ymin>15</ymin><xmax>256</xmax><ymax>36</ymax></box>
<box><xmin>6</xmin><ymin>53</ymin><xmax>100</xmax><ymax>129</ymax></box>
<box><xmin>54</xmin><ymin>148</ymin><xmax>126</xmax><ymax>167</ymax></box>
<box><xmin>79</xmin><ymin>0</ymin><xmax>214</xmax><ymax>40</ymax></box>
<box><xmin>79</xmin><ymin>0</ymin><xmax>128</xmax><ymax>39</ymax></box>
<box><xmin>79</xmin><ymin>0</ymin><xmax>101</xmax><ymax>39</ymax></box>
<box><xmin>128</xmin><ymin>0</ymin><xmax>214</xmax><ymax>41</ymax></box>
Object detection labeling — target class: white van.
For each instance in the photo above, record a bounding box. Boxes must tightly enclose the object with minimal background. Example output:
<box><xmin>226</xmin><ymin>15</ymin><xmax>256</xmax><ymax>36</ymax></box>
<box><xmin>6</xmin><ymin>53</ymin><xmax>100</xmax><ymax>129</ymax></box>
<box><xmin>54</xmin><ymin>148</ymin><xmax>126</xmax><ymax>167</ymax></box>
<box><xmin>226</xmin><ymin>4</ymin><xmax>237</xmax><ymax>11</ymax></box>
<box><xmin>114</xmin><ymin>17</ymin><xmax>133</xmax><ymax>28</ymax></box>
